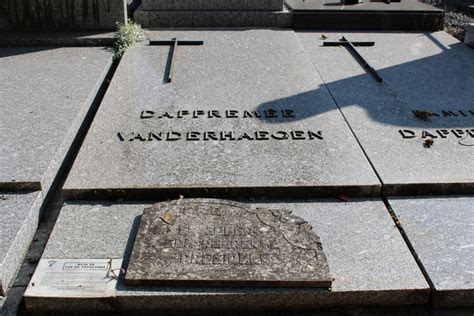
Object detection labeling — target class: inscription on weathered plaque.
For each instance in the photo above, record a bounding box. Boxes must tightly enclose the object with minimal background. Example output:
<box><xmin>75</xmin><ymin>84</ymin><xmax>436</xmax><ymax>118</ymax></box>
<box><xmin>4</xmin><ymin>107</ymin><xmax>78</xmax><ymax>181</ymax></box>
<box><xmin>125</xmin><ymin>199</ymin><xmax>332</xmax><ymax>287</ymax></box>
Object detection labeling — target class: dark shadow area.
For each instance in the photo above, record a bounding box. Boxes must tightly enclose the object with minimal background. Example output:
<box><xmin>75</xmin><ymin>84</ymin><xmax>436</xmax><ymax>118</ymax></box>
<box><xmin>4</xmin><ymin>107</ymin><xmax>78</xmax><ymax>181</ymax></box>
<box><xmin>63</xmin><ymin>184</ymin><xmax>381</xmax><ymax>201</ymax></box>
<box><xmin>120</xmin><ymin>215</ymin><xmax>142</xmax><ymax>270</ymax></box>
<box><xmin>0</xmin><ymin>46</ymin><xmax>59</xmax><ymax>58</ymax></box>
<box><xmin>256</xmin><ymin>40</ymin><xmax>474</xmax><ymax>129</ymax></box>
<box><xmin>0</xmin><ymin>31</ymin><xmax>117</xmax><ymax>48</ymax></box>
<box><xmin>128</xmin><ymin>0</ymin><xmax>142</xmax><ymax>19</ymax></box>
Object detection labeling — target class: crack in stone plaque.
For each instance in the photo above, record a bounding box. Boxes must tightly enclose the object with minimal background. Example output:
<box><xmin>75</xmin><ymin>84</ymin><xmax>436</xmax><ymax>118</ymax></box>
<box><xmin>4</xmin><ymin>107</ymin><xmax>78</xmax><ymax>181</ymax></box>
<box><xmin>125</xmin><ymin>199</ymin><xmax>332</xmax><ymax>287</ymax></box>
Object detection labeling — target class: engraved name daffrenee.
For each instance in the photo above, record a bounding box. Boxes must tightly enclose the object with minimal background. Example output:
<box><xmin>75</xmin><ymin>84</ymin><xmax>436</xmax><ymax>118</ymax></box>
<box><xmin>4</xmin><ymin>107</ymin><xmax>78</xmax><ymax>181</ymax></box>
<box><xmin>125</xmin><ymin>199</ymin><xmax>332</xmax><ymax>287</ymax></box>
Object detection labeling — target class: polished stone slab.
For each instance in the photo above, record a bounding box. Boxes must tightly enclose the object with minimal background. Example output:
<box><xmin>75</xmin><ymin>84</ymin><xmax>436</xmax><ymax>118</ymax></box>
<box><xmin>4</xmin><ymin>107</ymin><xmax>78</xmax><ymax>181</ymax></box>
<box><xmin>0</xmin><ymin>46</ymin><xmax>114</xmax><ymax>192</ymax></box>
<box><xmin>287</xmin><ymin>0</ymin><xmax>444</xmax><ymax>31</ymax></box>
<box><xmin>389</xmin><ymin>196</ymin><xmax>474</xmax><ymax>307</ymax></box>
<box><xmin>125</xmin><ymin>199</ymin><xmax>332</xmax><ymax>287</ymax></box>
<box><xmin>297</xmin><ymin>31</ymin><xmax>474</xmax><ymax>195</ymax></box>
<box><xmin>0</xmin><ymin>192</ymin><xmax>41</xmax><ymax>296</ymax></box>
<box><xmin>63</xmin><ymin>30</ymin><xmax>380</xmax><ymax>200</ymax></box>
<box><xmin>25</xmin><ymin>199</ymin><xmax>429</xmax><ymax>311</ymax></box>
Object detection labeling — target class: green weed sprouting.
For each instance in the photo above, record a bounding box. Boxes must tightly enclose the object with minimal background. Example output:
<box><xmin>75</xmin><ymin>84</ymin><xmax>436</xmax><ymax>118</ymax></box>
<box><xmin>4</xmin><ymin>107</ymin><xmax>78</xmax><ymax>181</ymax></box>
<box><xmin>114</xmin><ymin>20</ymin><xmax>147</xmax><ymax>59</ymax></box>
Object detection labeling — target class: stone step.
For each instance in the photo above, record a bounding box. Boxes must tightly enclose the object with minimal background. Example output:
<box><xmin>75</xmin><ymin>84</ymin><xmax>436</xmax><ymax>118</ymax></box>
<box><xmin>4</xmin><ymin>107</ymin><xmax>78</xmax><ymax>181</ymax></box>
<box><xmin>286</xmin><ymin>0</ymin><xmax>444</xmax><ymax>31</ymax></box>
<box><xmin>134</xmin><ymin>7</ymin><xmax>292</xmax><ymax>27</ymax></box>
<box><xmin>24</xmin><ymin>199</ymin><xmax>430</xmax><ymax>312</ymax></box>
<box><xmin>142</xmin><ymin>0</ymin><xmax>283</xmax><ymax>11</ymax></box>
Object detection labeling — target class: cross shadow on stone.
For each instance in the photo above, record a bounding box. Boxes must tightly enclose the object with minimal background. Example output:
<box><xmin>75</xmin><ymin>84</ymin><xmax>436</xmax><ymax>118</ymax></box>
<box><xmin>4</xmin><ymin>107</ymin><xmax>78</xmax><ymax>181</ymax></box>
<box><xmin>256</xmin><ymin>40</ymin><xmax>474</xmax><ymax>129</ymax></box>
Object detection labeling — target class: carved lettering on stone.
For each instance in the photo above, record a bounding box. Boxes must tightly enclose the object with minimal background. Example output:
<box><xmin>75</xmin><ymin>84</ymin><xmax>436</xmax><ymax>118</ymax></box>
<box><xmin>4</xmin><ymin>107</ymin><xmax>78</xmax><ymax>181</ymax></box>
<box><xmin>125</xmin><ymin>199</ymin><xmax>332</xmax><ymax>288</ymax></box>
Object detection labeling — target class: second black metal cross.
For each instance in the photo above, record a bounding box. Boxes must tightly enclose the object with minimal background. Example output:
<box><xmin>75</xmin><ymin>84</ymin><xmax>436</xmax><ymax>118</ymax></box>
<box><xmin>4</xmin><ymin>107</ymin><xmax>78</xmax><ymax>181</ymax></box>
<box><xmin>323</xmin><ymin>36</ymin><xmax>383</xmax><ymax>83</ymax></box>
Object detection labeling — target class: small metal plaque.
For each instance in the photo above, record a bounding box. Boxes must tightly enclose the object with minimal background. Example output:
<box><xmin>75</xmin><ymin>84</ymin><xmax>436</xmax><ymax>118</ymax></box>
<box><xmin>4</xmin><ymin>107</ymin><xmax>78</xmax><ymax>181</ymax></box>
<box><xmin>24</xmin><ymin>258</ymin><xmax>122</xmax><ymax>298</ymax></box>
<box><xmin>125</xmin><ymin>199</ymin><xmax>332</xmax><ymax>287</ymax></box>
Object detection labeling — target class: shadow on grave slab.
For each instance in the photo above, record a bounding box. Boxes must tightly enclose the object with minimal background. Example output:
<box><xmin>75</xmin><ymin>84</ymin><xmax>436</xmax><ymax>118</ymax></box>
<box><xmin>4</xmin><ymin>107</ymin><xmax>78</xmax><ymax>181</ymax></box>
<box><xmin>256</xmin><ymin>40</ymin><xmax>474</xmax><ymax>129</ymax></box>
<box><xmin>0</xmin><ymin>46</ymin><xmax>60</xmax><ymax>58</ymax></box>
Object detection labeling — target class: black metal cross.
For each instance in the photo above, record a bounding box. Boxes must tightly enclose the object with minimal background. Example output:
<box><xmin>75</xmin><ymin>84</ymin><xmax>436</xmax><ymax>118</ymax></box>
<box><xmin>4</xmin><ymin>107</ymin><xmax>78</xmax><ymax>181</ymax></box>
<box><xmin>323</xmin><ymin>36</ymin><xmax>383</xmax><ymax>83</ymax></box>
<box><xmin>149</xmin><ymin>38</ymin><xmax>204</xmax><ymax>83</ymax></box>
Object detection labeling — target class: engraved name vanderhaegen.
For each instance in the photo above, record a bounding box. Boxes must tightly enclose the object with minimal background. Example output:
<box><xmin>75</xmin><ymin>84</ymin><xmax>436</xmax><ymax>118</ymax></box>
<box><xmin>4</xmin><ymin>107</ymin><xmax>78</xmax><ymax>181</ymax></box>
<box><xmin>116</xmin><ymin>108</ymin><xmax>324</xmax><ymax>142</ymax></box>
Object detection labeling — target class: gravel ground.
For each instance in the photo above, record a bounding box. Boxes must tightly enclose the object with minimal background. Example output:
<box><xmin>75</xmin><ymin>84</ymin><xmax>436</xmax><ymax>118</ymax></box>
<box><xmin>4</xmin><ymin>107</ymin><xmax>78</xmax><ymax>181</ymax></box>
<box><xmin>443</xmin><ymin>6</ymin><xmax>474</xmax><ymax>41</ymax></box>
<box><xmin>429</xmin><ymin>1</ymin><xmax>474</xmax><ymax>41</ymax></box>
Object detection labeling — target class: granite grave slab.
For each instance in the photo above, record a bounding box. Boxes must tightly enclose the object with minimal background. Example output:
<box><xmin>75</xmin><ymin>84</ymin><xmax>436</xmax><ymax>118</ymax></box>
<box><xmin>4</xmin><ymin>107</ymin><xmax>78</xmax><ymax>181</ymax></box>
<box><xmin>296</xmin><ymin>31</ymin><xmax>474</xmax><ymax>195</ymax></box>
<box><xmin>389</xmin><ymin>196</ymin><xmax>474</xmax><ymax>307</ymax></box>
<box><xmin>24</xmin><ymin>198</ymin><xmax>429</xmax><ymax>311</ymax></box>
<box><xmin>125</xmin><ymin>199</ymin><xmax>332</xmax><ymax>287</ymax></box>
<box><xmin>0</xmin><ymin>46</ymin><xmax>114</xmax><ymax>295</ymax></box>
<box><xmin>0</xmin><ymin>192</ymin><xmax>41</xmax><ymax>296</ymax></box>
<box><xmin>0</xmin><ymin>46</ymin><xmax>114</xmax><ymax>192</ymax></box>
<box><xmin>63</xmin><ymin>30</ymin><xmax>380</xmax><ymax>200</ymax></box>
<box><xmin>286</xmin><ymin>0</ymin><xmax>444</xmax><ymax>31</ymax></box>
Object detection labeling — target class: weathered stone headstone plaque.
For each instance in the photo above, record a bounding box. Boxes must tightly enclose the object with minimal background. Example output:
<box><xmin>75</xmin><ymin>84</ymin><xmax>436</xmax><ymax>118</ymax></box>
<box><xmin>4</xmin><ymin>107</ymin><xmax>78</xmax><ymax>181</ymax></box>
<box><xmin>125</xmin><ymin>199</ymin><xmax>332</xmax><ymax>287</ymax></box>
<box><xmin>63</xmin><ymin>30</ymin><xmax>380</xmax><ymax>199</ymax></box>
